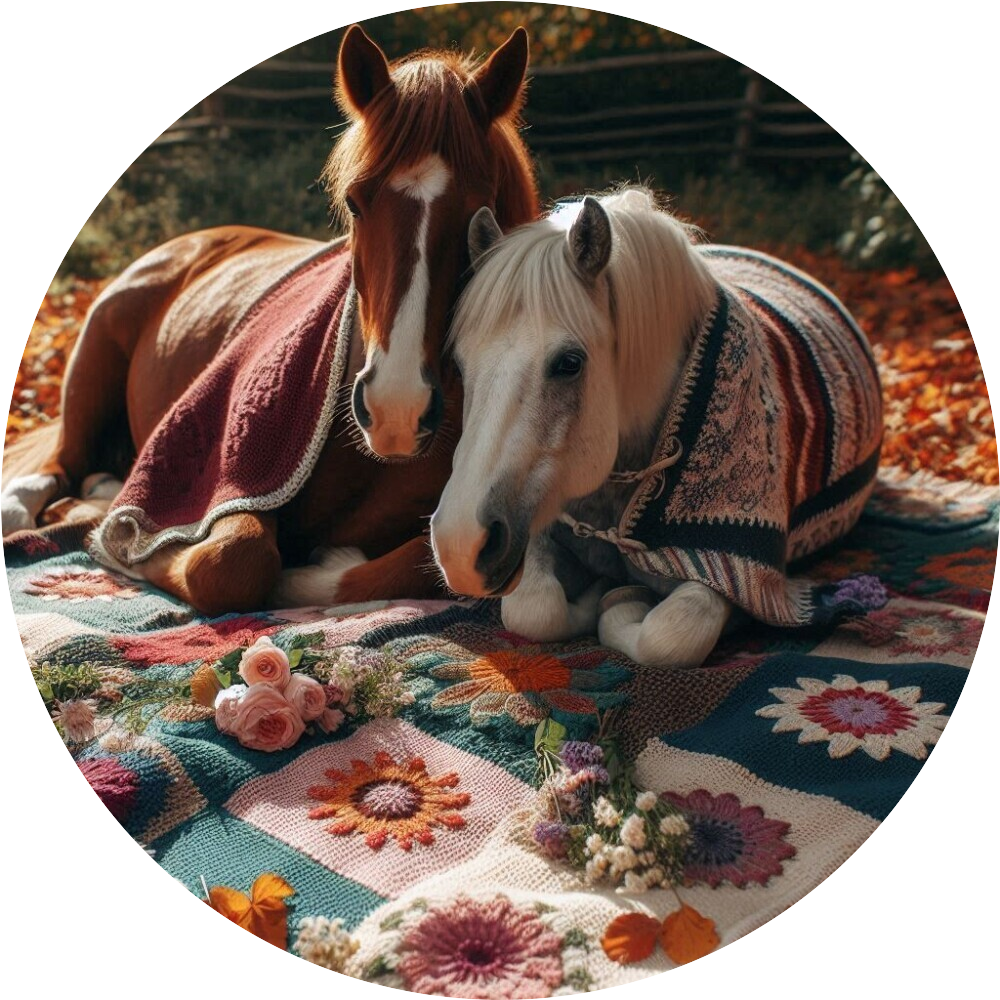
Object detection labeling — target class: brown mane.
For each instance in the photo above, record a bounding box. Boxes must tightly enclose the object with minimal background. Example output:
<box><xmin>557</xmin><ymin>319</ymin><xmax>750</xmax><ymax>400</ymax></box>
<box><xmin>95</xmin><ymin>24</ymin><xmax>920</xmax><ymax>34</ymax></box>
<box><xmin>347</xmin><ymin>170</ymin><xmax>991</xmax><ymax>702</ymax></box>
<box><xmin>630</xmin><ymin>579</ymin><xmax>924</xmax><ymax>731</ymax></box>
<box><xmin>324</xmin><ymin>48</ymin><xmax>536</xmax><ymax>230</ymax></box>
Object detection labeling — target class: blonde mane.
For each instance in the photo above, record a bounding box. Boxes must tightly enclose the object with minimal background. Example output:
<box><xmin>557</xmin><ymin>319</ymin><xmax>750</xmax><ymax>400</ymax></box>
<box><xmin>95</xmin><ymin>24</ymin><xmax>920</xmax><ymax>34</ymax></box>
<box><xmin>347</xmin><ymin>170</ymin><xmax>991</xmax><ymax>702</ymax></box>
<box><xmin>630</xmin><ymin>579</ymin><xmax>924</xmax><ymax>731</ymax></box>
<box><xmin>452</xmin><ymin>186</ymin><xmax>719</xmax><ymax>437</ymax></box>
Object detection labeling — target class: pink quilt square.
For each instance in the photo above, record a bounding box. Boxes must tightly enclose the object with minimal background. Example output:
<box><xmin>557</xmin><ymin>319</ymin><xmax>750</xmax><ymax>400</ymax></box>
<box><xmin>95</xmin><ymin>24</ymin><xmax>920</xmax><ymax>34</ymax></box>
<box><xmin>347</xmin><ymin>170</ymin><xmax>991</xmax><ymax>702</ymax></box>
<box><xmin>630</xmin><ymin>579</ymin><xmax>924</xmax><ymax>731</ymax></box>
<box><xmin>224</xmin><ymin>719</ymin><xmax>532</xmax><ymax>899</ymax></box>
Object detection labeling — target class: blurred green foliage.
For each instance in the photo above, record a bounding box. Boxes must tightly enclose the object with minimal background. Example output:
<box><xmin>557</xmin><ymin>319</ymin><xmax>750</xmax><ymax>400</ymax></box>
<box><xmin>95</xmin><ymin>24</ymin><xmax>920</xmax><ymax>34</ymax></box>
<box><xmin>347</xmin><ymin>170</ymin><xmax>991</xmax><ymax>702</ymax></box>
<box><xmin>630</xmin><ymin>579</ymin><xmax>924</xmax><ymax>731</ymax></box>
<box><xmin>56</xmin><ymin>4</ymin><xmax>930</xmax><ymax>279</ymax></box>
<box><xmin>837</xmin><ymin>154</ymin><xmax>936</xmax><ymax>270</ymax></box>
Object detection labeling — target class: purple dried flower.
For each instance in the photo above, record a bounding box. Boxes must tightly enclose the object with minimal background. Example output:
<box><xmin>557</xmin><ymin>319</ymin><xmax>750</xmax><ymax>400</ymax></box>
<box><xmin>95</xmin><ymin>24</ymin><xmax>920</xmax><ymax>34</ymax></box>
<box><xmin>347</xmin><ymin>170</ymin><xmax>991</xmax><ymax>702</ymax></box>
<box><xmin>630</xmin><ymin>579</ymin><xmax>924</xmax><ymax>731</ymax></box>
<box><xmin>830</xmin><ymin>574</ymin><xmax>888</xmax><ymax>610</ymax></box>
<box><xmin>559</xmin><ymin>740</ymin><xmax>605</xmax><ymax>773</ymax></box>
<box><xmin>532</xmin><ymin>820</ymin><xmax>571</xmax><ymax>859</ymax></box>
<box><xmin>569</xmin><ymin>765</ymin><xmax>610</xmax><ymax>787</ymax></box>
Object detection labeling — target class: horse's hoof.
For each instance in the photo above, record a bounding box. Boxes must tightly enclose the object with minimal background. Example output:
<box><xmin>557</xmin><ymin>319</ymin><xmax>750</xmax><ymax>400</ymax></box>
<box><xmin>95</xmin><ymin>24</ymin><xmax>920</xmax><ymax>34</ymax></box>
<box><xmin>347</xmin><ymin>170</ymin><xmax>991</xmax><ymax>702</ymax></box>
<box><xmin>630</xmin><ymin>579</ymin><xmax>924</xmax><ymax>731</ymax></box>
<box><xmin>273</xmin><ymin>547</ymin><xmax>367</xmax><ymax>608</ymax></box>
<box><xmin>0</xmin><ymin>497</ymin><xmax>34</xmax><ymax>536</ymax></box>
<box><xmin>598</xmin><ymin>585</ymin><xmax>656</xmax><ymax>616</ymax></box>
<box><xmin>82</xmin><ymin>472</ymin><xmax>123</xmax><ymax>502</ymax></box>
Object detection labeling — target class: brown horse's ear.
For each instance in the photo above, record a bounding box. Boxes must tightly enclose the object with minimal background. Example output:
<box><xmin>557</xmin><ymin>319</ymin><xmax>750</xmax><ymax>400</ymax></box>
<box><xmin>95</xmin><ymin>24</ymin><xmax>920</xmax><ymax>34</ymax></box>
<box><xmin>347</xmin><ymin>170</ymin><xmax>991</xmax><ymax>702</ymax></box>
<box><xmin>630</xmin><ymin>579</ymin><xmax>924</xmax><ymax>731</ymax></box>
<box><xmin>338</xmin><ymin>25</ymin><xmax>393</xmax><ymax>115</ymax></box>
<box><xmin>469</xmin><ymin>26</ymin><xmax>529</xmax><ymax>124</ymax></box>
<box><xmin>468</xmin><ymin>207</ymin><xmax>504</xmax><ymax>268</ymax></box>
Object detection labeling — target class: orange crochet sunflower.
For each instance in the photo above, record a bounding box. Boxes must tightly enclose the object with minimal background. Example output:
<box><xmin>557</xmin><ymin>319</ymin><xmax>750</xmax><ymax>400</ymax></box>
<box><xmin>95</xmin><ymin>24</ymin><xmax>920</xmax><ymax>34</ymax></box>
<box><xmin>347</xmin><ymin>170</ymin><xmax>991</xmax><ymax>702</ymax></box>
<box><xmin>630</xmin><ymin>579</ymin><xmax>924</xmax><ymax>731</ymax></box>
<box><xmin>430</xmin><ymin>650</ymin><xmax>574</xmax><ymax>724</ymax></box>
<box><xmin>307</xmin><ymin>752</ymin><xmax>471</xmax><ymax>851</ymax></box>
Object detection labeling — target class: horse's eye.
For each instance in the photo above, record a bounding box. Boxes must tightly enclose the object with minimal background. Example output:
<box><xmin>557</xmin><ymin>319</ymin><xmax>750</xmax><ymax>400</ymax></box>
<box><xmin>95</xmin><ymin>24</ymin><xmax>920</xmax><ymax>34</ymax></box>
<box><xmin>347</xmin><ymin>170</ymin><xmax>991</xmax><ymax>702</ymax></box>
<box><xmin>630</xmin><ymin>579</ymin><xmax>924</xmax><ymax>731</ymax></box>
<box><xmin>548</xmin><ymin>349</ymin><xmax>586</xmax><ymax>380</ymax></box>
<box><xmin>345</xmin><ymin>196</ymin><xmax>361</xmax><ymax>219</ymax></box>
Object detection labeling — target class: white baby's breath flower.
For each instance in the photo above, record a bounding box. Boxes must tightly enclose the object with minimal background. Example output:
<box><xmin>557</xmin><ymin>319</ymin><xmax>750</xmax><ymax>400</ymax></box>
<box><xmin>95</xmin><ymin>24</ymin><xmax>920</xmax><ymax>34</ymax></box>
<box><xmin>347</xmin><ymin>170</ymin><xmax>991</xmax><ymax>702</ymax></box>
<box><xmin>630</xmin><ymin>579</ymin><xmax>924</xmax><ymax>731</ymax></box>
<box><xmin>293</xmin><ymin>916</ymin><xmax>359</xmax><ymax>972</ymax></box>
<box><xmin>593</xmin><ymin>796</ymin><xmax>621</xmax><ymax>828</ymax></box>
<box><xmin>584</xmin><ymin>858</ymin><xmax>604</xmax><ymax>883</ymax></box>
<box><xmin>585</xmin><ymin>833</ymin><xmax>604</xmax><ymax>856</ymax></box>
<box><xmin>620</xmin><ymin>871</ymin><xmax>646</xmax><ymax>893</ymax></box>
<box><xmin>52</xmin><ymin>698</ymin><xmax>98</xmax><ymax>743</ymax></box>
<box><xmin>610</xmin><ymin>844</ymin><xmax>638</xmax><ymax>873</ymax></box>
<box><xmin>620</xmin><ymin>813</ymin><xmax>647</xmax><ymax>850</ymax></box>
<box><xmin>99</xmin><ymin>727</ymin><xmax>135</xmax><ymax>753</ymax></box>
<box><xmin>635</xmin><ymin>790</ymin><xmax>658</xmax><ymax>811</ymax></box>
<box><xmin>659</xmin><ymin>813</ymin><xmax>690</xmax><ymax>837</ymax></box>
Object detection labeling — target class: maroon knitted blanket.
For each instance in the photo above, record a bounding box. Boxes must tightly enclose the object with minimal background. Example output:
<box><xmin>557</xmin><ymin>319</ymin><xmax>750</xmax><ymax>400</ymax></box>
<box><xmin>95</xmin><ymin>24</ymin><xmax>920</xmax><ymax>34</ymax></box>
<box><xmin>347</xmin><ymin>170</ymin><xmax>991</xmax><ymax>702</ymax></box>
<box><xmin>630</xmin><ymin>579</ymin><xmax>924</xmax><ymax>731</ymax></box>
<box><xmin>90</xmin><ymin>239</ymin><xmax>354</xmax><ymax>571</ymax></box>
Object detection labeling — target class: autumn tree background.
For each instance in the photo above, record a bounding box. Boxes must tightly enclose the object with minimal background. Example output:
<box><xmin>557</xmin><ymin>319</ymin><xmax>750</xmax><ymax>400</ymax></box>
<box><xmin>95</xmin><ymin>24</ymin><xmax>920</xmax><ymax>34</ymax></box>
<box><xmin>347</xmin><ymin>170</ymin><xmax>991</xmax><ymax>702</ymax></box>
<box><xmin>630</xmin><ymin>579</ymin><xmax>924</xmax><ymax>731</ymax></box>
<box><xmin>8</xmin><ymin>3</ymin><xmax>996</xmax><ymax>486</ymax></box>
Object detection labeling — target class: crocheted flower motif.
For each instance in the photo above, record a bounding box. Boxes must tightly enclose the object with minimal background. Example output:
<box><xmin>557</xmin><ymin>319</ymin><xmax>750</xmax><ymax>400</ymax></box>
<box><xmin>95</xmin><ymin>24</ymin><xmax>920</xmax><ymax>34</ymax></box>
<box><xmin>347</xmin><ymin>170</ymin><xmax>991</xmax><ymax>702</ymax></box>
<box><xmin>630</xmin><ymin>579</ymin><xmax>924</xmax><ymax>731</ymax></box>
<box><xmin>77</xmin><ymin>756</ymin><xmax>140</xmax><ymax>822</ymax></box>
<box><xmin>919</xmin><ymin>547</ymin><xmax>995</xmax><ymax>591</ymax></box>
<box><xmin>419</xmin><ymin>632</ymin><xmax>627</xmax><ymax>729</ymax></box>
<box><xmin>431</xmin><ymin>650</ymin><xmax>572</xmax><ymax>725</ymax></box>
<box><xmin>663</xmin><ymin>789</ymin><xmax>795</xmax><ymax>889</ymax></box>
<box><xmin>848</xmin><ymin>606</ymin><xmax>982</xmax><ymax>657</ymax></box>
<box><xmin>307</xmin><ymin>751</ymin><xmax>470</xmax><ymax>851</ymax></box>
<box><xmin>756</xmin><ymin>674</ymin><xmax>949</xmax><ymax>760</ymax></box>
<box><xmin>15</xmin><ymin>534</ymin><xmax>60</xmax><ymax>558</ymax></box>
<box><xmin>395</xmin><ymin>895</ymin><xmax>565</xmax><ymax>998</ymax></box>
<box><xmin>110</xmin><ymin>616</ymin><xmax>282</xmax><ymax>668</ymax></box>
<box><xmin>23</xmin><ymin>567</ymin><xmax>141</xmax><ymax>602</ymax></box>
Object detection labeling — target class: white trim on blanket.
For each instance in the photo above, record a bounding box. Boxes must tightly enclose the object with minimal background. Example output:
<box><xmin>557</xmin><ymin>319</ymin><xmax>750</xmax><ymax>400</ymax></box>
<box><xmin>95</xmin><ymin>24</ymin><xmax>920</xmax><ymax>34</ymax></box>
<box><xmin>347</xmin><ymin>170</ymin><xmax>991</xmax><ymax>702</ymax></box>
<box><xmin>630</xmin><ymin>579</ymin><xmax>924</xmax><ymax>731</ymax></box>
<box><xmin>88</xmin><ymin>238</ymin><xmax>356</xmax><ymax>573</ymax></box>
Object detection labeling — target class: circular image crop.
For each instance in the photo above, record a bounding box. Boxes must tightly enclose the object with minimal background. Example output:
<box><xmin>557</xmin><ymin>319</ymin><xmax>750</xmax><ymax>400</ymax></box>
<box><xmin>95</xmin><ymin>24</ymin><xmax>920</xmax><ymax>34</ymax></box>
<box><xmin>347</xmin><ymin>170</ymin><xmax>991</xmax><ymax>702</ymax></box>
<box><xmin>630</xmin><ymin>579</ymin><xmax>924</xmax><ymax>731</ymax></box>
<box><xmin>0</xmin><ymin>3</ymin><xmax>1000</xmax><ymax>988</ymax></box>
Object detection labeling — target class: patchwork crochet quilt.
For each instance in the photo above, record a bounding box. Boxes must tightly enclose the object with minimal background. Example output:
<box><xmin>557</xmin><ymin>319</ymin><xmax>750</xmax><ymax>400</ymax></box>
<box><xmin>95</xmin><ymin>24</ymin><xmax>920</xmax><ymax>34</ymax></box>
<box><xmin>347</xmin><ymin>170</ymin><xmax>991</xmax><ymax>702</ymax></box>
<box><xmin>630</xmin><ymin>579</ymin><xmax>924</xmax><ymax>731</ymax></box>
<box><xmin>6</xmin><ymin>468</ymin><xmax>993</xmax><ymax>992</ymax></box>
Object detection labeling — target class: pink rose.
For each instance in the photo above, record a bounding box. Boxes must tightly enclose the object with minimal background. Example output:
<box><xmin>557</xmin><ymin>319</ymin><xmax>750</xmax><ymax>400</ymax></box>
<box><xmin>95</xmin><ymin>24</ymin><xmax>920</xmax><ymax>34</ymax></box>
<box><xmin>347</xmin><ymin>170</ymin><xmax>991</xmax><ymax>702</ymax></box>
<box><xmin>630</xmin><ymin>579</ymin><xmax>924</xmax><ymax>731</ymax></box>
<box><xmin>284</xmin><ymin>674</ymin><xmax>327</xmax><ymax>722</ymax></box>
<box><xmin>317</xmin><ymin>707</ymin><xmax>346</xmax><ymax>734</ymax></box>
<box><xmin>324</xmin><ymin>681</ymin><xmax>347</xmax><ymax>706</ymax></box>
<box><xmin>214</xmin><ymin>684</ymin><xmax>247</xmax><ymax>734</ymax></box>
<box><xmin>238</xmin><ymin>636</ymin><xmax>291</xmax><ymax>689</ymax></box>
<box><xmin>216</xmin><ymin>684</ymin><xmax>304</xmax><ymax>751</ymax></box>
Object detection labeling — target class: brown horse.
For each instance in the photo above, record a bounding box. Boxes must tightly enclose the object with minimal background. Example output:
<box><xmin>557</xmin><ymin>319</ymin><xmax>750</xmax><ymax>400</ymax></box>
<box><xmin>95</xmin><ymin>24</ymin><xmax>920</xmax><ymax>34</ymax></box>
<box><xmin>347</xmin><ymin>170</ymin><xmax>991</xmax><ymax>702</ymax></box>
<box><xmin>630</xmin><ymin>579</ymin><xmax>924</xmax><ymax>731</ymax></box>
<box><xmin>1</xmin><ymin>25</ymin><xmax>538</xmax><ymax>616</ymax></box>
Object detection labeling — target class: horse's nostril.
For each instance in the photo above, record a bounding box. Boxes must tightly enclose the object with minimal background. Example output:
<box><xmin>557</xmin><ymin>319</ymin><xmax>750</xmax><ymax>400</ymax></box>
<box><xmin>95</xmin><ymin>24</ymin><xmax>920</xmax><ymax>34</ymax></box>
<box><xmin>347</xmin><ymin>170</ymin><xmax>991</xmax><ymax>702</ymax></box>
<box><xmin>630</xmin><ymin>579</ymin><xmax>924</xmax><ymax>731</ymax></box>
<box><xmin>478</xmin><ymin>518</ymin><xmax>510</xmax><ymax>570</ymax></box>
<box><xmin>352</xmin><ymin>379</ymin><xmax>372</xmax><ymax>429</ymax></box>
<box><xmin>419</xmin><ymin>384</ymin><xmax>444</xmax><ymax>434</ymax></box>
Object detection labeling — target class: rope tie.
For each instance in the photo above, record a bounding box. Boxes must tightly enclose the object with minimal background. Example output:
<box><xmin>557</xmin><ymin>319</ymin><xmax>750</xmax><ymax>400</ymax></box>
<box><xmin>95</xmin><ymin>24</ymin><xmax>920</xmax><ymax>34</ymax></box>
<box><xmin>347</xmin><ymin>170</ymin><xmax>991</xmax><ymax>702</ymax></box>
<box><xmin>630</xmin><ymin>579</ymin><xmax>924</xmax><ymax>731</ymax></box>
<box><xmin>560</xmin><ymin>516</ymin><xmax>648</xmax><ymax>551</ymax></box>
<box><xmin>558</xmin><ymin>436</ymin><xmax>683</xmax><ymax>552</ymax></box>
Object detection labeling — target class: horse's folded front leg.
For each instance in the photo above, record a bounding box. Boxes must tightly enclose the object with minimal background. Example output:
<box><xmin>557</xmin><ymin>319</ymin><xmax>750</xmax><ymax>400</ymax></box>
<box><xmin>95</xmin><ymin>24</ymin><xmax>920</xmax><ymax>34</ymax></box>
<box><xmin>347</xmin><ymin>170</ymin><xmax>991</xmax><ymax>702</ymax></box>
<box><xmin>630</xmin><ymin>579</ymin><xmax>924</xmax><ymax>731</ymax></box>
<box><xmin>272</xmin><ymin>535</ymin><xmax>445</xmax><ymax>608</ymax></box>
<box><xmin>501</xmin><ymin>536</ymin><xmax>604</xmax><ymax>642</ymax></box>
<box><xmin>598</xmin><ymin>580</ymin><xmax>731</xmax><ymax>669</ymax></box>
<box><xmin>140</xmin><ymin>512</ymin><xmax>281</xmax><ymax>616</ymax></box>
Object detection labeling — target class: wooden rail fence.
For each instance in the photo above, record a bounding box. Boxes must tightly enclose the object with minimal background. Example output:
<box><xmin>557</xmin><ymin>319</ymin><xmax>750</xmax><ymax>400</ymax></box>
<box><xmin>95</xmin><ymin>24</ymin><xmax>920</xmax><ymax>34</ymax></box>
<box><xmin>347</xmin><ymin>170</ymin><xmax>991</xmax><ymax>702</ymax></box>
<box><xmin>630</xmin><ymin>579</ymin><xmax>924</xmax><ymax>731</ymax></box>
<box><xmin>157</xmin><ymin>47</ymin><xmax>851</xmax><ymax>168</ymax></box>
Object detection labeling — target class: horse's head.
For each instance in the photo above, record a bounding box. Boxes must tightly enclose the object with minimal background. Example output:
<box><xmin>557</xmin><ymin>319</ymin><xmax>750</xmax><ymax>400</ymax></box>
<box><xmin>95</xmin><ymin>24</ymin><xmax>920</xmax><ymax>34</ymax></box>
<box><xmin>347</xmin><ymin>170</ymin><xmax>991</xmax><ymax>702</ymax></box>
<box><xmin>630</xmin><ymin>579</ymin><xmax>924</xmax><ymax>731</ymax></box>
<box><xmin>431</xmin><ymin>190</ymin><xmax>715</xmax><ymax>596</ymax></box>
<box><xmin>430</xmin><ymin>197</ymin><xmax>619</xmax><ymax>595</ymax></box>
<box><xmin>327</xmin><ymin>25</ymin><xmax>537</xmax><ymax>459</ymax></box>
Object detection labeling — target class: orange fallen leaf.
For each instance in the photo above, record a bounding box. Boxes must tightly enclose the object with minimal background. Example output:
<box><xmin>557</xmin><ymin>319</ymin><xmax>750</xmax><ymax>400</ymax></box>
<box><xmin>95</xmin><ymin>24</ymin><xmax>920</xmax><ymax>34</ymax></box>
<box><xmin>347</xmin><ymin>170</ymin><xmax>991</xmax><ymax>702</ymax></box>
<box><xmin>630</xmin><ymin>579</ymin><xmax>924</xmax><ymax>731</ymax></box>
<box><xmin>659</xmin><ymin>904</ymin><xmax>719</xmax><ymax>965</ymax></box>
<box><xmin>190</xmin><ymin>662</ymin><xmax>223</xmax><ymax>708</ymax></box>
<box><xmin>207</xmin><ymin>873</ymin><xmax>295</xmax><ymax>949</ymax></box>
<box><xmin>601</xmin><ymin>912</ymin><xmax>662</xmax><ymax>964</ymax></box>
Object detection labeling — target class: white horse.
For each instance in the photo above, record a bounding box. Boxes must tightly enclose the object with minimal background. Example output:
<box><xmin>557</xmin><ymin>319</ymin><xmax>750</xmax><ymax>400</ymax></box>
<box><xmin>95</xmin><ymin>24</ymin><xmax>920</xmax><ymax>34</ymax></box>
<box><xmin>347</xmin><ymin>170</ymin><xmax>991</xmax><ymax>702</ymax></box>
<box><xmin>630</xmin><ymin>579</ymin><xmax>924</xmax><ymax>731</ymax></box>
<box><xmin>430</xmin><ymin>186</ymin><xmax>882</xmax><ymax>668</ymax></box>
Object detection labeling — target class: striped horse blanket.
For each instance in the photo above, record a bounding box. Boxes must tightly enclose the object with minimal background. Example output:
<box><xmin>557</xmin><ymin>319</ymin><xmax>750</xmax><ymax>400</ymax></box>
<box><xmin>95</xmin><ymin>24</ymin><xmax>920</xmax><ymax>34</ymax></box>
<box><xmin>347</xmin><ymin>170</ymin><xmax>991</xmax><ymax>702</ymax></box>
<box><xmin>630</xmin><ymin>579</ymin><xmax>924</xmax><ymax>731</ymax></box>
<box><xmin>616</xmin><ymin>246</ymin><xmax>884</xmax><ymax>627</ymax></box>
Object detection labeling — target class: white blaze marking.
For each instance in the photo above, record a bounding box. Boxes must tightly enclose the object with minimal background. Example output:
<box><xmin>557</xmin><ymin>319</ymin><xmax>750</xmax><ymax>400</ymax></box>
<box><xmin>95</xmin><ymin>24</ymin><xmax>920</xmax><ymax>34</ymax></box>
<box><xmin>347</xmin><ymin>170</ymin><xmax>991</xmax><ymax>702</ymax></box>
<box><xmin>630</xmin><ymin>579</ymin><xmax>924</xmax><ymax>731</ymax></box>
<box><xmin>366</xmin><ymin>155</ymin><xmax>451</xmax><ymax>405</ymax></box>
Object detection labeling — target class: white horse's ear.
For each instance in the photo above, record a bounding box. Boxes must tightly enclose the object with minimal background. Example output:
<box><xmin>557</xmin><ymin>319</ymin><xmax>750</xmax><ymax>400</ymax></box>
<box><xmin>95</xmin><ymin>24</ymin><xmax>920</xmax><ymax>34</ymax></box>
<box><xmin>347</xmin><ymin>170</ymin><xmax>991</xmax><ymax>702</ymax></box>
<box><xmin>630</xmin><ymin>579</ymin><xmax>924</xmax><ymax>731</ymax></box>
<box><xmin>338</xmin><ymin>25</ymin><xmax>393</xmax><ymax>115</ymax></box>
<box><xmin>469</xmin><ymin>27</ymin><xmax>529</xmax><ymax>124</ymax></box>
<box><xmin>468</xmin><ymin>207</ymin><xmax>503</xmax><ymax>268</ymax></box>
<box><xmin>566</xmin><ymin>196</ymin><xmax>612</xmax><ymax>284</ymax></box>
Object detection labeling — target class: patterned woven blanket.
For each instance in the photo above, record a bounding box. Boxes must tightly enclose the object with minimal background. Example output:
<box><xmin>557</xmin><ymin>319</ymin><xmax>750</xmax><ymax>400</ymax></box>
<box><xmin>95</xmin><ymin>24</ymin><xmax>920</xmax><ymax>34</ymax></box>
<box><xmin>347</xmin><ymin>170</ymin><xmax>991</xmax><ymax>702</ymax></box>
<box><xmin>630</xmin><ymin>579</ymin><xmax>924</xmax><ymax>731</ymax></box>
<box><xmin>90</xmin><ymin>238</ymin><xmax>353</xmax><ymax>571</ymax></box>
<box><xmin>618</xmin><ymin>247</ymin><xmax>884</xmax><ymax>628</ymax></box>
<box><xmin>7</xmin><ymin>468</ymin><xmax>992</xmax><ymax>991</ymax></box>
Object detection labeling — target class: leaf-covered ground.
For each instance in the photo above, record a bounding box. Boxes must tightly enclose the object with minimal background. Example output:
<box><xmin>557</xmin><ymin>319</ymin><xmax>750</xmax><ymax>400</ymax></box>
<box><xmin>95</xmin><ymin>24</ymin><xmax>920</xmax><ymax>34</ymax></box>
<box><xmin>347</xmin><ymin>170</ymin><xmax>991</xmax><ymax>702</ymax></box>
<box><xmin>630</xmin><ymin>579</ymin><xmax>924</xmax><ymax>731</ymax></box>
<box><xmin>6</xmin><ymin>251</ymin><xmax>997</xmax><ymax>486</ymax></box>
